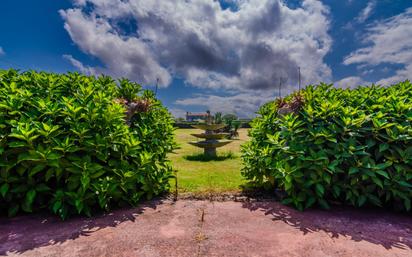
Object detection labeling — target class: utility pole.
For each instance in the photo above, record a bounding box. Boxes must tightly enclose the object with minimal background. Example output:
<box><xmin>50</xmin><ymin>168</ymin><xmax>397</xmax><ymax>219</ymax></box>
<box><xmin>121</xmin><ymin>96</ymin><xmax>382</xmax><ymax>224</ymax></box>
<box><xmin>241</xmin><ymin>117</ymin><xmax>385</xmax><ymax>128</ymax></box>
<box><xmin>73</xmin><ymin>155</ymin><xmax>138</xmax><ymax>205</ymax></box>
<box><xmin>298</xmin><ymin>67</ymin><xmax>301</xmax><ymax>91</ymax></box>
<box><xmin>155</xmin><ymin>78</ymin><xmax>159</xmax><ymax>97</ymax></box>
<box><xmin>279</xmin><ymin>77</ymin><xmax>282</xmax><ymax>98</ymax></box>
<box><xmin>278</xmin><ymin>77</ymin><xmax>288</xmax><ymax>98</ymax></box>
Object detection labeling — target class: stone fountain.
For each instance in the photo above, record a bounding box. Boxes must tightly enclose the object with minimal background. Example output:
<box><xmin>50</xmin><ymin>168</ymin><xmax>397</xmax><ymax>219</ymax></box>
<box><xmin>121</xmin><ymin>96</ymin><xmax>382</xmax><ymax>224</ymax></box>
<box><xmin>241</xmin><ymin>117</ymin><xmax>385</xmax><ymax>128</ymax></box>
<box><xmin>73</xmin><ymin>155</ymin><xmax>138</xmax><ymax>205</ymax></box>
<box><xmin>189</xmin><ymin>112</ymin><xmax>232</xmax><ymax>157</ymax></box>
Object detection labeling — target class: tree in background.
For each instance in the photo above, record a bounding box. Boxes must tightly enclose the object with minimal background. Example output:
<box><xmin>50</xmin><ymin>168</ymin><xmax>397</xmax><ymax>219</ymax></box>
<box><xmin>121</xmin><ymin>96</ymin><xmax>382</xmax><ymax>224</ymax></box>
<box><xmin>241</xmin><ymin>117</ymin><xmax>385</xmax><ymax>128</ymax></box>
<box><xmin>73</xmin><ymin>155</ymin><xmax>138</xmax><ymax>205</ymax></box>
<box><xmin>175</xmin><ymin>117</ymin><xmax>186</xmax><ymax>122</ymax></box>
<box><xmin>222</xmin><ymin>113</ymin><xmax>238</xmax><ymax>122</ymax></box>
<box><xmin>221</xmin><ymin>113</ymin><xmax>240</xmax><ymax>139</ymax></box>
<box><xmin>214</xmin><ymin>112</ymin><xmax>223</xmax><ymax>124</ymax></box>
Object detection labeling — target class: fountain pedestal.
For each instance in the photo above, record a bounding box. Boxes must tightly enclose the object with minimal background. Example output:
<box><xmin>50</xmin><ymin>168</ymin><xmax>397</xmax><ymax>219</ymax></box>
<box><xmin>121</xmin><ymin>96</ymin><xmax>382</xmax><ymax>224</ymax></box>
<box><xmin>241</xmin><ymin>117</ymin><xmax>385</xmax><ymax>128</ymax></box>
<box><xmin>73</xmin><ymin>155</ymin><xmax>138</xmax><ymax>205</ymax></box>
<box><xmin>189</xmin><ymin>124</ymin><xmax>232</xmax><ymax>157</ymax></box>
<box><xmin>205</xmin><ymin>147</ymin><xmax>216</xmax><ymax>156</ymax></box>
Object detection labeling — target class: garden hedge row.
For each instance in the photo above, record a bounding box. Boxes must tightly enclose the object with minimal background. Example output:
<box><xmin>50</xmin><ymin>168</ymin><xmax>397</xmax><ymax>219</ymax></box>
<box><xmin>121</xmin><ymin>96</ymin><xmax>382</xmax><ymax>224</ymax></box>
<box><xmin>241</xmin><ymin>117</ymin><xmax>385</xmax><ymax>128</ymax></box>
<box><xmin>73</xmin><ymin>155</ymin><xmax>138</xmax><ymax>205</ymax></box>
<box><xmin>0</xmin><ymin>69</ymin><xmax>174</xmax><ymax>219</ymax></box>
<box><xmin>242</xmin><ymin>81</ymin><xmax>412</xmax><ymax>211</ymax></box>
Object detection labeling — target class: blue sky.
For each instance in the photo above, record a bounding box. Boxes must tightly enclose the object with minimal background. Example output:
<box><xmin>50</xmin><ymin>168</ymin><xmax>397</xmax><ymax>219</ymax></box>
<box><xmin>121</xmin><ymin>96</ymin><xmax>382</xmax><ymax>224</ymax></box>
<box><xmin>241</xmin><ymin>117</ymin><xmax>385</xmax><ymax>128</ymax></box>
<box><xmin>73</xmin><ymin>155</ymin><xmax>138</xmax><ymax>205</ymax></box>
<box><xmin>0</xmin><ymin>0</ymin><xmax>411</xmax><ymax>118</ymax></box>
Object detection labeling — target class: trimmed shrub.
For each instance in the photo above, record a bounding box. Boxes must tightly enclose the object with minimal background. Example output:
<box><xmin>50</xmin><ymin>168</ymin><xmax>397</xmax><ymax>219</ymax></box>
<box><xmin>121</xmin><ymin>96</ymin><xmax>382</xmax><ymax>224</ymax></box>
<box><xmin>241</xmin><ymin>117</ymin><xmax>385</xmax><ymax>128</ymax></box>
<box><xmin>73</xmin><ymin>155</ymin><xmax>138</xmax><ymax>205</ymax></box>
<box><xmin>242</xmin><ymin>81</ymin><xmax>412</xmax><ymax>211</ymax></box>
<box><xmin>0</xmin><ymin>69</ymin><xmax>174</xmax><ymax>219</ymax></box>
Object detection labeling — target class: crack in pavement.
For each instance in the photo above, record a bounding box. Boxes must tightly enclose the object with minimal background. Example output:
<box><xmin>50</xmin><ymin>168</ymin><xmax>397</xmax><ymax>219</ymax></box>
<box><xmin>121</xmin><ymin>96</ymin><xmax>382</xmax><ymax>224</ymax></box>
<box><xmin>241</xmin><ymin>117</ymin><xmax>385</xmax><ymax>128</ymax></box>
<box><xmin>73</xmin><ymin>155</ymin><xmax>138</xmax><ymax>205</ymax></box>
<box><xmin>195</xmin><ymin>205</ymin><xmax>208</xmax><ymax>257</ymax></box>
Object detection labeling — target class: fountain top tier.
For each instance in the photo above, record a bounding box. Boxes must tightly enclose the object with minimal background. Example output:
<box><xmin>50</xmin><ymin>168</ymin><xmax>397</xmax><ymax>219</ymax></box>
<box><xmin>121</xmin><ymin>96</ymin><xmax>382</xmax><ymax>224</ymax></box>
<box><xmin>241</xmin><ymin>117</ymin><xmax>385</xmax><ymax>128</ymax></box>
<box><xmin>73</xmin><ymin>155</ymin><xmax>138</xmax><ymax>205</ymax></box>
<box><xmin>191</xmin><ymin>124</ymin><xmax>226</xmax><ymax>131</ymax></box>
<box><xmin>189</xmin><ymin>122</ymin><xmax>232</xmax><ymax>156</ymax></box>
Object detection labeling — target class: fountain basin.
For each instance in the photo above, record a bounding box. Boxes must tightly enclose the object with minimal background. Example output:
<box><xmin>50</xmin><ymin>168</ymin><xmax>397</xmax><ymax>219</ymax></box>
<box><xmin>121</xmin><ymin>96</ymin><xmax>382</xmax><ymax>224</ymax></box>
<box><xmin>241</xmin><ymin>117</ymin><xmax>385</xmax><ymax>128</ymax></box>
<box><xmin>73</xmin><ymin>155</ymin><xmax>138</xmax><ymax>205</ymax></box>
<box><xmin>191</xmin><ymin>124</ymin><xmax>227</xmax><ymax>131</ymax></box>
<box><xmin>189</xmin><ymin>140</ymin><xmax>232</xmax><ymax>148</ymax></box>
<box><xmin>191</xmin><ymin>133</ymin><xmax>229</xmax><ymax>139</ymax></box>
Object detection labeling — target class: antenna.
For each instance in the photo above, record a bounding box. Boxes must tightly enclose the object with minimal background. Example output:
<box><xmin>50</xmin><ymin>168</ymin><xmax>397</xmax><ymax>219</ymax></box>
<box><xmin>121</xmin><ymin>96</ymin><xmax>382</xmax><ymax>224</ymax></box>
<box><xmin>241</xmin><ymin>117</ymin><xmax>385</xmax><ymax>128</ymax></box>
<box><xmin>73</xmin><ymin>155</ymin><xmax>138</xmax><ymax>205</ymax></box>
<box><xmin>155</xmin><ymin>78</ymin><xmax>159</xmax><ymax>97</ymax></box>
<box><xmin>298</xmin><ymin>67</ymin><xmax>301</xmax><ymax>91</ymax></box>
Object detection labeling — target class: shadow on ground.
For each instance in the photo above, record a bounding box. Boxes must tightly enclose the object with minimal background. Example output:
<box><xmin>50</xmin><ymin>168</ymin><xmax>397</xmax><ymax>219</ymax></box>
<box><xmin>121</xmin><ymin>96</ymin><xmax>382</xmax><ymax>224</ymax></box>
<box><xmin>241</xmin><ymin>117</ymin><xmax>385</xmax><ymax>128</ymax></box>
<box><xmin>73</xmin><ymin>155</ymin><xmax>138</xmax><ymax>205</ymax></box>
<box><xmin>183</xmin><ymin>152</ymin><xmax>236</xmax><ymax>162</ymax></box>
<box><xmin>0</xmin><ymin>200</ymin><xmax>163</xmax><ymax>255</ymax></box>
<box><xmin>242</xmin><ymin>201</ymin><xmax>412</xmax><ymax>250</ymax></box>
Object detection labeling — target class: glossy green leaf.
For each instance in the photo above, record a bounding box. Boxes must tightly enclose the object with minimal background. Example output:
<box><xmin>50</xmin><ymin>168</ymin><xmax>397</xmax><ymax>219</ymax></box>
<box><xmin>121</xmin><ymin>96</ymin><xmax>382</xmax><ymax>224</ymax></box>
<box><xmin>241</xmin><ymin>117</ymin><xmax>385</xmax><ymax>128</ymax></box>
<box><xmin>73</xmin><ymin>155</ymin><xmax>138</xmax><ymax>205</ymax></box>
<box><xmin>0</xmin><ymin>183</ymin><xmax>9</xmax><ymax>197</ymax></box>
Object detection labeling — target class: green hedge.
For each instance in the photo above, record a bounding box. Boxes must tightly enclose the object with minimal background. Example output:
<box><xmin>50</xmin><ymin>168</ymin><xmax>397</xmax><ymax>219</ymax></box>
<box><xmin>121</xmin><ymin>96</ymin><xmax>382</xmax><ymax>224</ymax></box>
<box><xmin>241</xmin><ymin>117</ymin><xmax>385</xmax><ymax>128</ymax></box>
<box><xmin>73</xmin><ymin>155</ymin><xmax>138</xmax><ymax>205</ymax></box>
<box><xmin>0</xmin><ymin>69</ymin><xmax>174</xmax><ymax>219</ymax></box>
<box><xmin>242</xmin><ymin>81</ymin><xmax>412</xmax><ymax>211</ymax></box>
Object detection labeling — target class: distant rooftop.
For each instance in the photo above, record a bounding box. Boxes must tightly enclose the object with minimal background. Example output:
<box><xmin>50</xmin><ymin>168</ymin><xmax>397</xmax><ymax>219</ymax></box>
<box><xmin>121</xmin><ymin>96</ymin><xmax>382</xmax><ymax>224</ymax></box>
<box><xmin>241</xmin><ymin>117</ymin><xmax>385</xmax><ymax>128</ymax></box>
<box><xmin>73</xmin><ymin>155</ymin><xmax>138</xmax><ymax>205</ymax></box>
<box><xmin>186</xmin><ymin>111</ymin><xmax>210</xmax><ymax>121</ymax></box>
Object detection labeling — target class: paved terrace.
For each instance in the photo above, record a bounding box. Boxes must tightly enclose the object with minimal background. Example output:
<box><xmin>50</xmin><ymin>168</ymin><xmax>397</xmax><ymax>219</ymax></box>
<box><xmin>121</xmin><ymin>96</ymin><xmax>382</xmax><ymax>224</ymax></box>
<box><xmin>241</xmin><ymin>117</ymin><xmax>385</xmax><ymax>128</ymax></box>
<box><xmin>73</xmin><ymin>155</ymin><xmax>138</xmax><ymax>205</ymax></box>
<box><xmin>1</xmin><ymin>200</ymin><xmax>411</xmax><ymax>257</ymax></box>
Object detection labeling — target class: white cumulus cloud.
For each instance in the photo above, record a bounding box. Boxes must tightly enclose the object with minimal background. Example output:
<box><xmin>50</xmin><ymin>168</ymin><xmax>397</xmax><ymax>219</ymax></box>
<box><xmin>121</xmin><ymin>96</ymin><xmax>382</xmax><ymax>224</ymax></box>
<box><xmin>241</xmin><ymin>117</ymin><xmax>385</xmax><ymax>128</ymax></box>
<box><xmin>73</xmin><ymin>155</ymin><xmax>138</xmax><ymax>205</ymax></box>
<box><xmin>175</xmin><ymin>92</ymin><xmax>276</xmax><ymax>118</ymax></box>
<box><xmin>63</xmin><ymin>54</ymin><xmax>96</xmax><ymax>75</ymax></box>
<box><xmin>335</xmin><ymin>76</ymin><xmax>371</xmax><ymax>89</ymax></box>
<box><xmin>169</xmin><ymin>108</ymin><xmax>188</xmax><ymax>119</ymax></box>
<box><xmin>344</xmin><ymin>8</ymin><xmax>412</xmax><ymax>85</ymax></box>
<box><xmin>61</xmin><ymin>0</ymin><xmax>332</xmax><ymax>92</ymax></box>
<box><xmin>60</xmin><ymin>8</ymin><xmax>172</xmax><ymax>87</ymax></box>
<box><xmin>356</xmin><ymin>1</ymin><xmax>376</xmax><ymax>23</ymax></box>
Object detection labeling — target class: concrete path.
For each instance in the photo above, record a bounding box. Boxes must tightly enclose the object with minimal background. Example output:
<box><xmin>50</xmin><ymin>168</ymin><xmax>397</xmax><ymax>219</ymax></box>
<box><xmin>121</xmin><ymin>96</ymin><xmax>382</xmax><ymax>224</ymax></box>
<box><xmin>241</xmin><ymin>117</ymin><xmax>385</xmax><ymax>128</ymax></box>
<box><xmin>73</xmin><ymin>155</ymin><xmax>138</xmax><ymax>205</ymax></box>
<box><xmin>1</xmin><ymin>200</ymin><xmax>411</xmax><ymax>257</ymax></box>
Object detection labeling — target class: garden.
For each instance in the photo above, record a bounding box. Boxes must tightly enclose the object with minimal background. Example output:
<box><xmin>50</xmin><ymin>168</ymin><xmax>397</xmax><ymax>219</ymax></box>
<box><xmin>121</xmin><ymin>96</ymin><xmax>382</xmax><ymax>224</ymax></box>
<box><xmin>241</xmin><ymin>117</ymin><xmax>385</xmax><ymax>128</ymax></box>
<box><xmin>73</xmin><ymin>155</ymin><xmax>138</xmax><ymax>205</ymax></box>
<box><xmin>170</xmin><ymin>127</ymin><xmax>248</xmax><ymax>195</ymax></box>
<box><xmin>1</xmin><ymin>69</ymin><xmax>411</xmax><ymax>256</ymax></box>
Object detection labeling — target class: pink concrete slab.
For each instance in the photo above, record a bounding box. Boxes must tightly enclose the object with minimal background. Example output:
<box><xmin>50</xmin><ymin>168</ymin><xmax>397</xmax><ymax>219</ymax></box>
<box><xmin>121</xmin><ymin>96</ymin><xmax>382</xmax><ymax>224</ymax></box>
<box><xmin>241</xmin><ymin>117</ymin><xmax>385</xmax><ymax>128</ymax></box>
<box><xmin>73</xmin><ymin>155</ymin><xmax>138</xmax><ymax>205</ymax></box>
<box><xmin>1</xmin><ymin>200</ymin><xmax>411</xmax><ymax>257</ymax></box>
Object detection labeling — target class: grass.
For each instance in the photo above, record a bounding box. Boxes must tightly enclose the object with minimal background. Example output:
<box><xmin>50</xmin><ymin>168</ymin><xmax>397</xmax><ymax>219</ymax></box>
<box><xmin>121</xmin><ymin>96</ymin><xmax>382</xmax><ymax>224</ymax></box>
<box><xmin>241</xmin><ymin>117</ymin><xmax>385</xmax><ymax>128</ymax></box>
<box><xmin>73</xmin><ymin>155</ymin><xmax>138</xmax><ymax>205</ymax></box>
<box><xmin>169</xmin><ymin>128</ymin><xmax>249</xmax><ymax>195</ymax></box>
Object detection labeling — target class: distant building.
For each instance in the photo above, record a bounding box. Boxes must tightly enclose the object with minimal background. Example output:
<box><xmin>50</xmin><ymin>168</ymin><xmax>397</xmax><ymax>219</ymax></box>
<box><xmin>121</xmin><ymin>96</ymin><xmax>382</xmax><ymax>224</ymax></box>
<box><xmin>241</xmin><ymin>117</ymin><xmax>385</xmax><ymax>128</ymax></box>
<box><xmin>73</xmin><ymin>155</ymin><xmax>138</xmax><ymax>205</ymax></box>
<box><xmin>186</xmin><ymin>111</ymin><xmax>210</xmax><ymax>122</ymax></box>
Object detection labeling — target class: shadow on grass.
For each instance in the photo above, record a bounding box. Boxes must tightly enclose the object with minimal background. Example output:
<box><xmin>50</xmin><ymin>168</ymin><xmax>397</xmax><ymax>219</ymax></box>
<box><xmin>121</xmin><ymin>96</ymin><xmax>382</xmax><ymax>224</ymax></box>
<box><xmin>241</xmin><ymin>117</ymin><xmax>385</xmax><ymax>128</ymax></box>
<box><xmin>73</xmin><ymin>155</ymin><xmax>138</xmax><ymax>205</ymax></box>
<box><xmin>183</xmin><ymin>152</ymin><xmax>236</xmax><ymax>162</ymax></box>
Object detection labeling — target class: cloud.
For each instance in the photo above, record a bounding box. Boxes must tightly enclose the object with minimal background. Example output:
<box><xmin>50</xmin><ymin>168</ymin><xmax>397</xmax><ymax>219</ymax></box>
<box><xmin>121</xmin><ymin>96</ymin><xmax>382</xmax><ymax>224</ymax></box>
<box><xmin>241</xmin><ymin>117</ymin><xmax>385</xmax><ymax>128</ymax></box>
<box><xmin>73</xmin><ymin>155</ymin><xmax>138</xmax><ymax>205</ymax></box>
<box><xmin>61</xmin><ymin>0</ymin><xmax>332</xmax><ymax>92</ymax></box>
<box><xmin>335</xmin><ymin>76</ymin><xmax>371</xmax><ymax>89</ymax></box>
<box><xmin>377</xmin><ymin>65</ymin><xmax>412</xmax><ymax>85</ymax></box>
<box><xmin>175</xmin><ymin>92</ymin><xmax>276</xmax><ymax>118</ymax></box>
<box><xmin>343</xmin><ymin>1</ymin><xmax>376</xmax><ymax>30</ymax></box>
<box><xmin>63</xmin><ymin>54</ymin><xmax>96</xmax><ymax>75</ymax></box>
<box><xmin>356</xmin><ymin>1</ymin><xmax>376</xmax><ymax>23</ymax></box>
<box><xmin>59</xmin><ymin>8</ymin><xmax>172</xmax><ymax>87</ymax></box>
<box><xmin>0</xmin><ymin>47</ymin><xmax>4</xmax><ymax>56</ymax></box>
<box><xmin>344</xmin><ymin>8</ymin><xmax>412</xmax><ymax>85</ymax></box>
<box><xmin>169</xmin><ymin>108</ymin><xmax>187</xmax><ymax>119</ymax></box>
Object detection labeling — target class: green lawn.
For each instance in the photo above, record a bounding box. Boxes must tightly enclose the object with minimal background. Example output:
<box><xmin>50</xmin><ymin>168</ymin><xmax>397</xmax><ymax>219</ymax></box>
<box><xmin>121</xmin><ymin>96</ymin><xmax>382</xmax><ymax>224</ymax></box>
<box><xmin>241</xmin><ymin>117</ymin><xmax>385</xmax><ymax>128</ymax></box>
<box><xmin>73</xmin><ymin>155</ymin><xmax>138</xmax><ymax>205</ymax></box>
<box><xmin>169</xmin><ymin>128</ymin><xmax>249</xmax><ymax>195</ymax></box>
